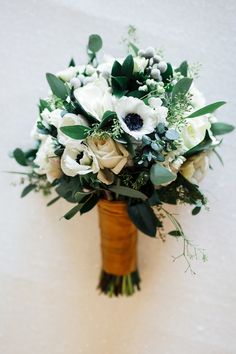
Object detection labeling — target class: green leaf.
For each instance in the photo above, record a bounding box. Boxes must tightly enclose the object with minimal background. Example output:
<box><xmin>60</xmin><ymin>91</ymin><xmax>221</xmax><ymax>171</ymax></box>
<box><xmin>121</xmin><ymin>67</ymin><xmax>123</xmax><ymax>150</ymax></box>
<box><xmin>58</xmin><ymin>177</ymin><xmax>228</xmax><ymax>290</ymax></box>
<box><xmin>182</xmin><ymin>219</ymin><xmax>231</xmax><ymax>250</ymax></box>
<box><xmin>148</xmin><ymin>190</ymin><xmax>161</xmax><ymax>206</ymax></box>
<box><xmin>80</xmin><ymin>194</ymin><xmax>99</xmax><ymax>214</ymax></box>
<box><xmin>211</xmin><ymin>122</ymin><xmax>234</xmax><ymax>136</ymax></box>
<box><xmin>187</xmin><ymin>101</ymin><xmax>226</xmax><ymax>118</ymax></box>
<box><xmin>63</xmin><ymin>204</ymin><xmax>82</xmax><ymax>220</ymax></box>
<box><xmin>169</xmin><ymin>230</ymin><xmax>181</xmax><ymax>237</ymax></box>
<box><xmin>172</xmin><ymin>78</ymin><xmax>193</xmax><ymax>102</ymax></box>
<box><xmin>192</xmin><ymin>206</ymin><xmax>201</xmax><ymax>215</ymax></box>
<box><xmin>176</xmin><ymin>60</ymin><xmax>188</xmax><ymax>77</ymax></box>
<box><xmin>162</xmin><ymin>63</ymin><xmax>173</xmax><ymax>83</ymax></box>
<box><xmin>128</xmin><ymin>202</ymin><xmax>157</xmax><ymax>237</ymax></box>
<box><xmin>88</xmin><ymin>34</ymin><xmax>103</xmax><ymax>53</ymax></box>
<box><xmin>111</xmin><ymin>60</ymin><xmax>122</xmax><ymax>77</ymax></box>
<box><xmin>47</xmin><ymin>196</ymin><xmax>61</xmax><ymax>206</ymax></box>
<box><xmin>113</xmin><ymin>76</ymin><xmax>128</xmax><ymax>90</ymax></box>
<box><xmin>21</xmin><ymin>184</ymin><xmax>36</xmax><ymax>198</ymax></box>
<box><xmin>122</xmin><ymin>54</ymin><xmax>134</xmax><ymax>77</ymax></box>
<box><xmin>150</xmin><ymin>163</ymin><xmax>176</xmax><ymax>186</ymax></box>
<box><xmin>46</xmin><ymin>73</ymin><xmax>68</xmax><ymax>100</ymax></box>
<box><xmin>68</xmin><ymin>58</ymin><xmax>76</xmax><ymax>67</ymax></box>
<box><xmin>184</xmin><ymin>130</ymin><xmax>213</xmax><ymax>158</ymax></box>
<box><xmin>39</xmin><ymin>99</ymin><xmax>52</xmax><ymax>113</ymax></box>
<box><xmin>60</xmin><ymin>125</ymin><xmax>90</xmax><ymax>139</ymax></box>
<box><xmin>108</xmin><ymin>186</ymin><xmax>147</xmax><ymax>200</ymax></box>
<box><xmin>13</xmin><ymin>148</ymin><xmax>28</xmax><ymax>166</ymax></box>
<box><xmin>98</xmin><ymin>110</ymin><xmax>116</xmax><ymax>129</ymax></box>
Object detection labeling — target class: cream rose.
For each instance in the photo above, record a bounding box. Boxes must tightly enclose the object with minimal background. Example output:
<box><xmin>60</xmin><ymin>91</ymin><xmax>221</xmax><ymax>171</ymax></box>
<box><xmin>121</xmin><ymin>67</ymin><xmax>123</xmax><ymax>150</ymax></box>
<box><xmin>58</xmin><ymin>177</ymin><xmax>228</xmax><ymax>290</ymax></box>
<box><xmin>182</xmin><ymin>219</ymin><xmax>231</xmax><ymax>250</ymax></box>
<box><xmin>180</xmin><ymin>153</ymin><xmax>209</xmax><ymax>184</ymax></box>
<box><xmin>34</xmin><ymin>136</ymin><xmax>62</xmax><ymax>182</ymax></box>
<box><xmin>57</xmin><ymin>66</ymin><xmax>78</xmax><ymax>82</ymax></box>
<box><xmin>87</xmin><ymin>137</ymin><xmax>129</xmax><ymax>174</ymax></box>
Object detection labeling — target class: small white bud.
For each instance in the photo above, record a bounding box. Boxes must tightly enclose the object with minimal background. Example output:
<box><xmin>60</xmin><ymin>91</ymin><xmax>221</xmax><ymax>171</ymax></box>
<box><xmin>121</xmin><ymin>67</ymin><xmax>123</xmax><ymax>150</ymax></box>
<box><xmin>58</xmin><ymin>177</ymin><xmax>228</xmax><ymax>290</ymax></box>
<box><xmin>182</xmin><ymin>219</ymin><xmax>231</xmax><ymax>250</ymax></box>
<box><xmin>151</xmin><ymin>68</ymin><xmax>161</xmax><ymax>80</ymax></box>
<box><xmin>157</xmin><ymin>61</ymin><xmax>168</xmax><ymax>73</ymax></box>
<box><xmin>144</xmin><ymin>46</ymin><xmax>155</xmax><ymax>58</ymax></box>
<box><xmin>70</xmin><ymin>77</ymin><xmax>81</xmax><ymax>88</ymax></box>
<box><xmin>153</xmin><ymin>55</ymin><xmax>162</xmax><ymax>63</ymax></box>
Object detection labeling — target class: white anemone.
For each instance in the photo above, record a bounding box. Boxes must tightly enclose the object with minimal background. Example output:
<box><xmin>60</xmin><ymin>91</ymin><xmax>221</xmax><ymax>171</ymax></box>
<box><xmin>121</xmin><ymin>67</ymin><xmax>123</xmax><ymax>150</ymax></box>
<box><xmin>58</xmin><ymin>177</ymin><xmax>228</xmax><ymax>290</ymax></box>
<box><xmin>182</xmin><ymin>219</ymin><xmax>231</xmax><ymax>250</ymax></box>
<box><xmin>115</xmin><ymin>96</ymin><xmax>159</xmax><ymax>140</ymax></box>
<box><xmin>61</xmin><ymin>142</ymin><xmax>99</xmax><ymax>177</ymax></box>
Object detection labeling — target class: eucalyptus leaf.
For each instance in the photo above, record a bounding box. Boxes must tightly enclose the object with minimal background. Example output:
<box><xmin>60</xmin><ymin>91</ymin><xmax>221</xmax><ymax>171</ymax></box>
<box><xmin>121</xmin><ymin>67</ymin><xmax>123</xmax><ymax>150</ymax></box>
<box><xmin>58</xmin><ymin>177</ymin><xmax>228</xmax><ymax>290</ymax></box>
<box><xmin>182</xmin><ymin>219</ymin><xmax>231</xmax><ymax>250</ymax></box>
<box><xmin>13</xmin><ymin>148</ymin><xmax>28</xmax><ymax>166</ymax></box>
<box><xmin>210</xmin><ymin>122</ymin><xmax>234</xmax><ymax>135</ymax></box>
<box><xmin>63</xmin><ymin>204</ymin><xmax>82</xmax><ymax>220</ymax></box>
<box><xmin>88</xmin><ymin>34</ymin><xmax>103</xmax><ymax>53</ymax></box>
<box><xmin>172</xmin><ymin>78</ymin><xmax>193</xmax><ymax>102</ymax></box>
<box><xmin>128</xmin><ymin>202</ymin><xmax>157</xmax><ymax>237</ymax></box>
<box><xmin>46</xmin><ymin>73</ymin><xmax>68</xmax><ymax>100</ymax></box>
<box><xmin>47</xmin><ymin>196</ymin><xmax>61</xmax><ymax>206</ymax></box>
<box><xmin>169</xmin><ymin>230</ymin><xmax>181</xmax><ymax>237</ymax></box>
<box><xmin>187</xmin><ymin>101</ymin><xmax>226</xmax><ymax>118</ymax></box>
<box><xmin>108</xmin><ymin>186</ymin><xmax>147</xmax><ymax>200</ymax></box>
<box><xmin>150</xmin><ymin>163</ymin><xmax>176</xmax><ymax>186</ymax></box>
<box><xmin>21</xmin><ymin>184</ymin><xmax>36</xmax><ymax>198</ymax></box>
<box><xmin>165</xmin><ymin>129</ymin><xmax>179</xmax><ymax>140</ymax></box>
<box><xmin>60</xmin><ymin>125</ymin><xmax>90</xmax><ymax>139</ymax></box>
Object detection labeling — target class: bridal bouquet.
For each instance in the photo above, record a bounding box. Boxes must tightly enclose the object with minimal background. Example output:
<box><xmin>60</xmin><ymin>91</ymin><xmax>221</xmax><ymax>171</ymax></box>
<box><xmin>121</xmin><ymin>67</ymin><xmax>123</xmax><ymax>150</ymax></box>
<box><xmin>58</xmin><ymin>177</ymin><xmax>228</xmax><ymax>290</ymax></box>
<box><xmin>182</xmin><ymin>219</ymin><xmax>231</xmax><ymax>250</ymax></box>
<box><xmin>12</xmin><ymin>33</ymin><xmax>234</xmax><ymax>296</ymax></box>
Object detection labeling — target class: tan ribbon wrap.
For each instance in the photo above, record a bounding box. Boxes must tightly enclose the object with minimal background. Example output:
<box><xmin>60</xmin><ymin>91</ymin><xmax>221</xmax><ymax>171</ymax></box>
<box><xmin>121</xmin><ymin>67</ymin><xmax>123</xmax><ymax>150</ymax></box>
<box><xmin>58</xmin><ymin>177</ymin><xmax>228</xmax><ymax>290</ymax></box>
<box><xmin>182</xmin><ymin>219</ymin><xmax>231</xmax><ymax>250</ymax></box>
<box><xmin>98</xmin><ymin>200</ymin><xmax>138</xmax><ymax>276</ymax></box>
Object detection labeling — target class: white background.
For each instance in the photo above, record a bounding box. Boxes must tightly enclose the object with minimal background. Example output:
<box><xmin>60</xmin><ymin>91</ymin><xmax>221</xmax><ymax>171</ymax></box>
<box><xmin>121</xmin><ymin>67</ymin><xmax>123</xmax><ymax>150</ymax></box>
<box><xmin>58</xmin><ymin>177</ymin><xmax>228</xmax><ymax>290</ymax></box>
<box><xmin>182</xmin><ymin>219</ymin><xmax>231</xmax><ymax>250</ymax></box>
<box><xmin>0</xmin><ymin>1</ymin><xmax>236</xmax><ymax>353</ymax></box>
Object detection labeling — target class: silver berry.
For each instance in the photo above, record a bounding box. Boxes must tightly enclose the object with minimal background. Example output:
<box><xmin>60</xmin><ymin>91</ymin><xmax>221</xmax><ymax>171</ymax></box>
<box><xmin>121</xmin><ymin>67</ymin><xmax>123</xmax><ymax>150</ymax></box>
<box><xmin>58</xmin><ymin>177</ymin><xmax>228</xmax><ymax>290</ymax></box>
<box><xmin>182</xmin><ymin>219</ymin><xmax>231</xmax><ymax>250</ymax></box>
<box><xmin>157</xmin><ymin>61</ymin><xmax>168</xmax><ymax>73</ymax></box>
<box><xmin>151</xmin><ymin>68</ymin><xmax>161</xmax><ymax>80</ymax></box>
<box><xmin>144</xmin><ymin>46</ymin><xmax>155</xmax><ymax>58</ymax></box>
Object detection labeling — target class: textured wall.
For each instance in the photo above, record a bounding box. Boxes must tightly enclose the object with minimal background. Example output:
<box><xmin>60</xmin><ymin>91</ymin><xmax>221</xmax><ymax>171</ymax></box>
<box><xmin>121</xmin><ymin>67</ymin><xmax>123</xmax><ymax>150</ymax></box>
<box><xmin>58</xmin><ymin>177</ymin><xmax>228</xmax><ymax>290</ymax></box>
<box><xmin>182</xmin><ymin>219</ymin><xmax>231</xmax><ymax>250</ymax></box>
<box><xmin>0</xmin><ymin>1</ymin><xmax>236</xmax><ymax>353</ymax></box>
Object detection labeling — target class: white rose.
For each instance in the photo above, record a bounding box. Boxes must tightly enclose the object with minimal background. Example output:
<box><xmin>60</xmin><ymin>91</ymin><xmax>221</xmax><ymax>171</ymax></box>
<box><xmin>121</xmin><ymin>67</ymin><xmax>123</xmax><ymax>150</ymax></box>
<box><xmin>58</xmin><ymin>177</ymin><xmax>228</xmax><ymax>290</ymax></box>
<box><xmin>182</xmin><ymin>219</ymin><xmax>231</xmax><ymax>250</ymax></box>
<box><xmin>189</xmin><ymin>83</ymin><xmax>206</xmax><ymax>109</ymax></box>
<box><xmin>115</xmin><ymin>96</ymin><xmax>159</xmax><ymax>140</ymax></box>
<box><xmin>61</xmin><ymin>142</ymin><xmax>99</xmax><ymax>177</ymax></box>
<box><xmin>180</xmin><ymin>116</ymin><xmax>211</xmax><ymax>150</ymax></box>
<box><xmin>41</xmin><ymin>108</ymin><xmax>63</xmax><ymax>128</ymax></box>
<box><xmin>87</xmin><ymin>137</ymin><xmax>129</xmax><ymax>174</ymax></box>
<box><xmin>180</xmin><ymin>153</ymin><xmax>209</xmax><ymax>184</ymax></box>
<box><xmin>73</xmin><ymin>77</ymin><xmax>114</xmax><ymax>121</ymax></box>
<box><xmin>34</xmin><ymin>136</ymin><xmax>62</xmax><ymax>182</ymax></box>
<box><xmin>57</xmin><ymin>113</ymin><xmax>88</xmax><ymax>146</ymax></box>
<box><xmin>148</xmin><ymin>97</ymin><xmax>168</xmax><ymax>124</ymax></box>
<box><xmin>57</xmin><ymin>66</ymin><xmax>78</xmax><ymax>82</ymax></box>
<box><xmin>133</xmin><ymin>57</ymin><xmax>148</xmax><ymax>73</ymax></box>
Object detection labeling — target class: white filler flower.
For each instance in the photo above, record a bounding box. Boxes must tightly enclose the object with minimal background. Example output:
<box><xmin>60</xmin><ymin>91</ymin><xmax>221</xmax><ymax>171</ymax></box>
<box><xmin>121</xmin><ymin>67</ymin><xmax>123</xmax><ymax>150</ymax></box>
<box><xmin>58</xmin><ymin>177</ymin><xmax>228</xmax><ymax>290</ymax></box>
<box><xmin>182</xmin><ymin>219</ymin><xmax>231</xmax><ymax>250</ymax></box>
<box><xmin>61</xmin><ymin>142</ymin><xmax>99</xmax><ymax>177</ymax></box>
<box><xmin>74</xmin><ymin>77</ymin><xmax>114</xmax><ymax>121</ymax></box>
<box><xmin>115</xmin><ymin>97</ymin><xmax>159</xmax><ymax>140</ymax></box>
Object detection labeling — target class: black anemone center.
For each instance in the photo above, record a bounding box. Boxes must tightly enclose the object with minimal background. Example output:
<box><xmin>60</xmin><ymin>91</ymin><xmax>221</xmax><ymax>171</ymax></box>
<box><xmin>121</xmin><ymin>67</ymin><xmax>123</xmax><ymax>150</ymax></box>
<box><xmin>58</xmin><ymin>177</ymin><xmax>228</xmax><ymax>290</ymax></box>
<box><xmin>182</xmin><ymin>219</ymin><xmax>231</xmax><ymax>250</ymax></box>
<box><xmin>124</xmin><ymin>113</ymin><xmax>143</xmax><ymax>131</ymax></box>
<box><xmin>76</xmin><ymin>152</ymin><xmax>84</xmax><ymax>163</ymax></box>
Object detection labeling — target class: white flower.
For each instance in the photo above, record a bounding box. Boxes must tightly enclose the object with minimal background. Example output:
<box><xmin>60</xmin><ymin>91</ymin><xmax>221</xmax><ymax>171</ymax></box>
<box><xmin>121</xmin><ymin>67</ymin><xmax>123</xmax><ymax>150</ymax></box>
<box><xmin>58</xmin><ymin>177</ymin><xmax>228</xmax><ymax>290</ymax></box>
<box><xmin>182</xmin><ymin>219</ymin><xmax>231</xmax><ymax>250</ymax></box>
<box><xmin>115</xmin><ymin>96</ymin><xmax>159</xmax><ymax>140</ymax></box>
<box><xmin>73</xmin><ymin>77</ymin><xmax>114</xmax><ymax>121</ymax></box>
<box><xmin>87</xmin><ymin>137</ymin><xmax>129</xmax><ymax>174</ymax></box>
<box><xmin>180</xmin><ymin>153</ymin><xmax>209</xmax><ymax>184</ymax></box>
<box><xmin>148</xmin><ymin>97</ymin><xmax>168</xmax><ymax>124</ymax></box>
<box><xmin>133</xmin><ymin>57</ymin><xmax>148</xmax><ymax>73</ymax></box>
<box><xmin>57</xmin><ymin>66</ymin><xmax>78</xmax><ymax>82</ymax></box>
<box><xmin>189</xmin><ymin>83</ymin><xmax>206</xmax><ymax>109</ymax></box>
<box><xmin>180</xmin><ymin>116</ymin><xmax>211</xmax><ymax>150</ymax></box>
<box><xmin>34</xmin><ymin>136</ymin><xmax>62</xmax><ymax>182</ymax></box>
<box><xmin>61</xmin><ymin>142</ymin><xmax>99</xmax><ymax>177</ymax></box>
<box><xmin>57</xmin><ymin>113</ymin><xmax>88</xmax><ymax>146</ymax></box>
<box><xmin>41</xmin><ymin>108</ymin><xmax>63</xmax><ymax>128</ymax></box>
